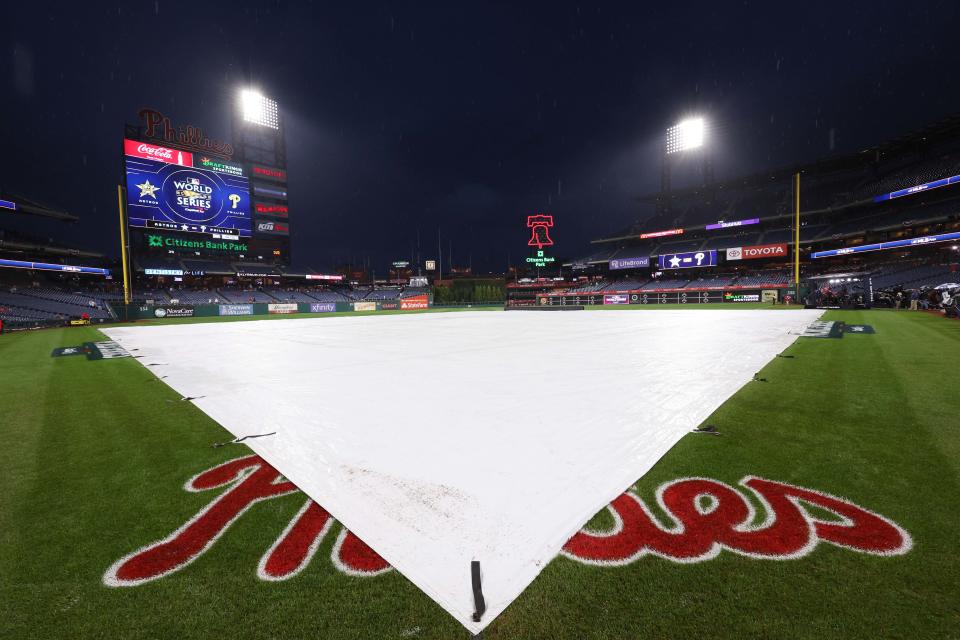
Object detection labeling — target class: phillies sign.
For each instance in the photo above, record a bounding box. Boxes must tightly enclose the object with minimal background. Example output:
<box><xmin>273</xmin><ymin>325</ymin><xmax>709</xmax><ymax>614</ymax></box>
<box><xmin>137</xmin><ymin>108</ymin><xmax>234</xmax><ymax>157</ymax></box>
<box><xmin>527</xmin><ymin>214</ymin><xmax>555</xmax><ymax>249</ymax></box>
<box><xmin>104</xmin><ymin>455</ymin><xmax>911</xmax><ymax>587</ymax></box>
<box><xmin>726</xmin><ymin>243</ymin><xmax>789</xmax><ymax>261</ymax></box>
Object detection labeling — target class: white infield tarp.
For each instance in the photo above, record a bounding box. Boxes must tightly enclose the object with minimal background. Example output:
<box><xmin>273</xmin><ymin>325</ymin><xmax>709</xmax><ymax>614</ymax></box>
<box><xmin>104</xmin><ymin>309</ymin><xmax>821</xmax><ymax>633</ymax></box>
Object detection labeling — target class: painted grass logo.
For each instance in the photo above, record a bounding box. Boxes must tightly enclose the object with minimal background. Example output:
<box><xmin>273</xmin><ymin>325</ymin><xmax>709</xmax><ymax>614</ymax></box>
<box><xmin>51</xmin><ymin>341</ymin><xmax>131</xmax><ymax>360</ymax></box>
<box><xmin>104</xmin><ymin>455</ymin><xmax>911</xmax><ymax>587</ymax></box>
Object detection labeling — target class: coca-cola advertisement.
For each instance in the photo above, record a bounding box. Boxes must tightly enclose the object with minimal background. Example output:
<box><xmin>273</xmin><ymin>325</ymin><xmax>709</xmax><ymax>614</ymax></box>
<box><xmin>124</xmin><ymin>139</ymin><xmax>193</xmax><ymax>167</ymax></box>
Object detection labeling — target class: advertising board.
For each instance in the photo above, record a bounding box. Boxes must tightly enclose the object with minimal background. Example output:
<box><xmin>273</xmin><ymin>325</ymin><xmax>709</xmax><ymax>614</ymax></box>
<box><xmin>354</xmin><ymin>301</ymin><xmax>377</xmax><ymax>312</ymax></box>
<box><xmin>251</xmin><ymin>165</ymin><xmax>288</xmax><ymax>182</ymax></box>
<box><xmin>726</xmin><ymin>243</ymin><xmax>788</xmax><ymax>261</ymax></box>
<box><xmin>640</xmin><ymin>228</ymin><xmax>683</xmax><ymax>239</ymax></box>
<box><xmin>255</xmin><ymin>203</ymin><xmax>289</xmax><ymax>218</ymax></box>
<box><xmin>723</xmin><ymin>292</ymin><xmax>761</xmax><ymax>302</ymax></box>
<box><xmin>658</xmin><ymin>250</ymin><xmax>717</xmax><ymax>269</ymax></box>
<box><xmin>401</xmin><ymin>295</ymin><xmax>429</xmax><ymax>310</ymax></box>
<box><xmin>609</xmin><ymin>256</ymin><xmax>650</xmax><ymax>270</ymax></box>
<box><xmin>153</xmin><ymin>306</ymin><xmax>194</xmax><ymax>318</ymax></box>
<box><xmin>811</xmin><ymin>231</ymin><xmax>960</xmax><ymax>258</ymax></box>
<box><xmin>309</xmin><ymin>303</ymin><xmax>337</xmax><ymax>313</ymax></box>
<box><xmin>253</xmin><ymin>184</ymin><xmax>288</xmax><ymax>200</ymax></box>
<box><xmin>705</xmin><ymin>218</ymin><xmax>759</xmax><ymax>230</ymax></box>
<box><xmin>256</xmin><ymin>220</ymin><xmax>290</xmax><ymax>236</ymax></box>
<box><xmin>145</xmin><ymin>233</ymin><xmax>248</xmax><ymax>254</ymax></box>
<box><xmin>219</xmin><ymin>304</ymin><xmax>254</xmax><ymax>316</ymax></box>
<box><xmin>267</xmin><ymin>303</ymin><xmax>298</xmax><ymax>314</ymax></box>
<box><xmin>603</xmin><ymin>294</ymin><xmax>629</xmax><ymax>305</ymax></box>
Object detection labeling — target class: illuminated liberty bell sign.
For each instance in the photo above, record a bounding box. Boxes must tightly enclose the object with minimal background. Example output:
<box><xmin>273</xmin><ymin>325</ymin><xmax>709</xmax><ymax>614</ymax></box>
<box><xmin>526</xmin><ymin>214</ymin><xmax>556</xmax><ymax>267</ymax></box>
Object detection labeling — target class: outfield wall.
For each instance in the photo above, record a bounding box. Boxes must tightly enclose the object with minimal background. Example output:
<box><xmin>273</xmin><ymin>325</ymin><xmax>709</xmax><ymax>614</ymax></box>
<box><xmin>538</xmin><ymin>288</ymin><xmax>781</xmax><ymax>306</ymax></box>
<box><xmin>122</xmin><ymin>295</ymin><xmax>432</xmax><ymax>320</ymax></box>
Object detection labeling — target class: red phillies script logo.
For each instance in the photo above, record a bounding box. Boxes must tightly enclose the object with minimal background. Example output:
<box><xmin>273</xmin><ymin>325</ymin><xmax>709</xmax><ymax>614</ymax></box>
<box><xmin>124</xmin><ymin>139</ymin><xmax>193</xmax><ymax>167</ymax></box>
<box><xmin>104</xmin><ymin>455</ymin><xmax>389</xmax><ymax>586</ymax></box>
<box><xmin>104</xmin><ymin>456</ymin><xmax>911</xmax><ymax>587</ymax></box>
<box><xmin>563</xmin><ymin>476</ymin><xmax>911</xmax><ymax>564</ymax></box>
<box><xmin>742</xmin><ymin>243</ymin><xmax>788</xmax><ymax>260</ymax></box>
<box><xmin>527</xmin><ymin>214</ymin><xmax>555</xmax><ymax>249</ymax></box>
<box><xmin>138</xmin><ymin>108</ymin><xmax>234</xmax><ymax>157</ymax></box>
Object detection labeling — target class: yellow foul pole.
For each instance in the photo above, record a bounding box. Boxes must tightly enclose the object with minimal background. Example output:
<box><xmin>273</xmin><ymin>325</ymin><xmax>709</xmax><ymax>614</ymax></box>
<box><xmin>117</xmin><ymin>185</ymin><xmax>131</xmax><ymax>305</ymax></box>
<box><xmin>794</xmin><ymin>172</ymin><xmax>801</xmax><ymax>285</ymax></box>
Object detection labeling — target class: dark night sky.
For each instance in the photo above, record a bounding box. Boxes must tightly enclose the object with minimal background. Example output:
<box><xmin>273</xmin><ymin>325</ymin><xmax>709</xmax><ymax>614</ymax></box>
<box><xmin>4</xmin><ymin>1</ymin><xmax>960</xmax><ymax>273</ymax></box>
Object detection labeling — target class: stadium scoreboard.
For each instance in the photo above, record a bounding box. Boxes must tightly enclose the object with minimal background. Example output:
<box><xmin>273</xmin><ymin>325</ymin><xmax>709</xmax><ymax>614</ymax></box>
<box><xmin>124</xmin><ymin>139</ymin><xmax>251</xmax><ymax>238</ymax></box>
<box><xmin>124</xmin><ymin>98</ymin><xmax>292</xmax><ymax>266</ymax></box>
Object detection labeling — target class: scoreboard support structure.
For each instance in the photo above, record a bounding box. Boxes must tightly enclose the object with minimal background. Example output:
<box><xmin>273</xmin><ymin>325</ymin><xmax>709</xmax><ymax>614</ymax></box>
<box><xmin>116</xmin><ymin>184</ymin><xmax>132</xmax><ymax>307</ymax></box>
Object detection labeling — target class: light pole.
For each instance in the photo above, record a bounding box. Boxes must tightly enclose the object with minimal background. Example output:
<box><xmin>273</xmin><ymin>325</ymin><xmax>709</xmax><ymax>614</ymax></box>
<box><xmin>661</xmin><ymin>117</ymin><xmax>710</xmax><ymax>215</ymax></box>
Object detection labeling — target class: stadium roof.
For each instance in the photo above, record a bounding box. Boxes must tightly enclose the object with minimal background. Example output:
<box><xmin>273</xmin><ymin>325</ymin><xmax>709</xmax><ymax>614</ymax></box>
<box><xmin>636</xmin><ymin>112</ymin><xmax>960</xmax><ymax>206</ymax></box>
<box><xmin>0</xmin><ymin>191</ymin><xmax>79</xmax><ymax>222</ymax></box>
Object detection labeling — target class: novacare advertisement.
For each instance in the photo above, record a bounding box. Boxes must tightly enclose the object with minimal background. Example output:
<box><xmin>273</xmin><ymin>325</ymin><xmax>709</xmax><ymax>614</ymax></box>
<box><xmin>268</xmin><ymin>303</ymin><xmax>298</xmax><ymax>314</ymax></box>
<box><xmin>153</xmin><ymin>306</ymin><xmax>194</xmax><ymax>318</ymax></box>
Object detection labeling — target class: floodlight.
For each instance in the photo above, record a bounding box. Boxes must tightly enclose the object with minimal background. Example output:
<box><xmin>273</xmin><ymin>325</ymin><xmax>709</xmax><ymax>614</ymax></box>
<box><xmin>240</xmin><ymin>89</ymin><xmax>279</xmax><ymax>129</ymax></box>
<box><xmin>665</xmin><ymin>117</ymin><xmax>705</xmax><ymax>154</ymax></box>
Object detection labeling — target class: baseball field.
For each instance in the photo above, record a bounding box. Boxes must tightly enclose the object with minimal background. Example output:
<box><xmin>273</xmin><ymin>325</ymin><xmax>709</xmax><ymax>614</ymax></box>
<box><xmin>2</xmin><ymin>306</ymin><xmax>958</xmax><ymax>639</ymax></box>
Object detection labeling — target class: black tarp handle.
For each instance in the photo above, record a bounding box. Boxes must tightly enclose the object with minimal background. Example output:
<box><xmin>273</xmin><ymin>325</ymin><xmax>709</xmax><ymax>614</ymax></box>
<box><xmin>471</xmin><ymin>560</ymin><xmax>486</xmax><ymax>623</ymax></box>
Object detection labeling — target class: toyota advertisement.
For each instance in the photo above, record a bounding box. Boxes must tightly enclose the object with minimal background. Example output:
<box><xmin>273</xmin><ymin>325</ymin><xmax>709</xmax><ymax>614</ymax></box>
<box><xmin>124</xmin><ymin>140</ymin><xmax>251</xmax><ymax>237</ymax></box>
<box><xmin>726</xmin><ymin>243</ymin><xmax>788</xmax><ymax>261</ymax></box>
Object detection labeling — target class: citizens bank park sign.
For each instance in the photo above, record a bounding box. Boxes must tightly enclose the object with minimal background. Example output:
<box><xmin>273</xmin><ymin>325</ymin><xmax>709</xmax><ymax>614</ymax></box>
<box><xmin>103</xmin><ymin>454</ymin><xmax>911</xmax><ymax>587</ymax></box>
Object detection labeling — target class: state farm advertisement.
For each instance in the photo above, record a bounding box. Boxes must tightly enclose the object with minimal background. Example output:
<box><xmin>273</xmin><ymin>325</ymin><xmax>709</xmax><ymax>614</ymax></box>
<box><xmin>401</xmin><ymin>295</ymin><xmax>429</xmax><ymax>310</ymax></box>
<box><xmin>124</xmin><ymin>139</ymin><xmax>193</xmax><ymax>167</ymax></box>
<box><xmin>726</xmin><ymin>243</ymin><xmax>788</xmax><ymax>260</ymax></box>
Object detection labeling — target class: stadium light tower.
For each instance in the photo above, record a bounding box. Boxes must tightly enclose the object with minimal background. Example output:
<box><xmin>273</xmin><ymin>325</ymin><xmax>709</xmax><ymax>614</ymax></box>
<box><xmin>665</xmin><ymin>117</ymin><xmax>705</xmax><ymax>154</ymax></box>
<box><xmin>660</xmin><ymin>115</ymin><xmax>713</xmax><ymax>215</ymax></box>
<box><xmin>240</xmin><ymin>89</ymin><xmax>280</xmax><ymax>129</ymax></box>
<box><xmin>233</xmin><ymin>87</ymin><xmax>289</xmax><ymax>263</ymax></box>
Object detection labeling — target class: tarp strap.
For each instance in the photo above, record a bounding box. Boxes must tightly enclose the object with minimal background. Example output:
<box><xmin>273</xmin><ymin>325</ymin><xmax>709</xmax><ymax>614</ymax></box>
<box><xmin>212</xmin><ymin>432</ymin><xmax>277</xmax><ymax>448</ymax></box>
<box><xmin>471</xmin><ymin>560</ymin><xmax>486</xmax><ymax>623</ymax></box>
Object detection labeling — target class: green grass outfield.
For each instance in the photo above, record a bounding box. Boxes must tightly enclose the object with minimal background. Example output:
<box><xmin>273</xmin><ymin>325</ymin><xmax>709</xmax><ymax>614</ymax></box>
<box><xmin>2</xmin><ymin>307</ymin><xmax>959</xmax><ymax>639</ymax></box>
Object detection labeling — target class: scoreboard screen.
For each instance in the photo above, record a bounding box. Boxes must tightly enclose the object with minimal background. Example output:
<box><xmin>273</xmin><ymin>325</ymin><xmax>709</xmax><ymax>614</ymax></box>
<box><xmin>124</xmin><ymin>139</ymin><xmax>251</xmax><ymax>237</ymax></box>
